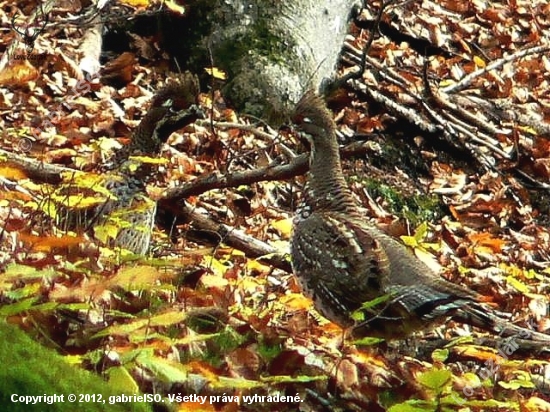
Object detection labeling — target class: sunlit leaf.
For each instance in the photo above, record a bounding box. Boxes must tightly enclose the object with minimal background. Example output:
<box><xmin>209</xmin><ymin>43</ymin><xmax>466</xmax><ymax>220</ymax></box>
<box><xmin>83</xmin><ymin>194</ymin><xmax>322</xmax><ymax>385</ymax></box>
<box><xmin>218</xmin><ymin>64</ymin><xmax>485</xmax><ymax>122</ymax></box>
<box><xmin>128</xmin><ymin>155</ymin><xmax>169</xmax><ymax>165</ymax></box>
<box><xmin>388</xmin><ymin>400</ymin><xmax>435</xmax><ymax>412</ymax></box>
<box><xmin>417</xmin><ymin>369</ymin><xmax>452</xmax><ymax>394</ymax></box>
<box><xmin>204</xmin><ymin>67</ymin><xmax>227</xmax><ymax>80</ymax></box>
<box><xmin>108</xmin><ymin>366</ymin><xmax>140</xmax><ymax>393</ymax></box>
<box><xmin>431</xmin><ymin>348</ymin><xmax>449</xmax><ymax>362</ymax></box>
<box><xmin>163</xmin><ymin>0</ymin><xmax>185</xmax><ymax>15</ymax></box>
<box><xmin>0</xmin><ymin>164</ymin><xmax>28</xmax><ymax>180</ymax></box>
<box><xmin>473</xmin><ymin>55</ymin><xmax>486</xmax><ymax>67</ymax></box>
<box><xmin>111</xmin><ymin>265</ymin><xmax>162</xmax><ymax>291</ymax></box>
<box><xmin>352</xmin><ymin>336</ymin><xmax>385</xmax><ymax>346</ymax></box>
<box><xmin>201</xmin><ymin>256</ymin><xmax>230</xmax><ymax>277</ymax></box>
<box><xmin>270</xmin><ymin>218</ymin><xmax>293</xmax><ymax>238</ymax></box>
<box><xmin>505</xmin><ymin>275</ymin><xmax>529</xmax><ymax>294</ymax></box>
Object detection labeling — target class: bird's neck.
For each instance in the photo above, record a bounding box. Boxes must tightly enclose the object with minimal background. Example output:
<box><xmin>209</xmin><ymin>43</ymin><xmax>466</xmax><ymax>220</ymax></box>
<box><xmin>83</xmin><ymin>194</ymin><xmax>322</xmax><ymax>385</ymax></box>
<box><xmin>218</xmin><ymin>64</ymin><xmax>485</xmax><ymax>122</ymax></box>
<box><xmin>301</xmin><ymin>134</ymin><xmax>357</xmax><ymax>215</ymax></box>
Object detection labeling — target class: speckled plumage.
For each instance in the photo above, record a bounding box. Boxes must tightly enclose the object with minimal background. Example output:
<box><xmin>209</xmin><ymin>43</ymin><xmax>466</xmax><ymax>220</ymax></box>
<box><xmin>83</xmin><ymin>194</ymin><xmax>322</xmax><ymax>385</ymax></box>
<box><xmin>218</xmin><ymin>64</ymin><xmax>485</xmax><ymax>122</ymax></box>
<box><xmin>55</xmin><ymin>73</ymin><xmax>201</xmax><ymax>254</ymax></box>
<box><xmin>291</xmin><ymin>91</ymin><xmax>550</xmax><ymax>343</ymax></box>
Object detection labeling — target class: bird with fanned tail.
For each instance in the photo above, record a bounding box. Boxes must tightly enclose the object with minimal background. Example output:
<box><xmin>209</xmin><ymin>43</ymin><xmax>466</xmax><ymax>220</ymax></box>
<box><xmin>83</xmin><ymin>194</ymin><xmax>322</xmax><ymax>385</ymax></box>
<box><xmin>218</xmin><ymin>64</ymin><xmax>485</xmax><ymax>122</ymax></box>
<box><xmin>290</xmin><ymin>90</ymin><xmax>550</xmax><ymax>344</ymax></box>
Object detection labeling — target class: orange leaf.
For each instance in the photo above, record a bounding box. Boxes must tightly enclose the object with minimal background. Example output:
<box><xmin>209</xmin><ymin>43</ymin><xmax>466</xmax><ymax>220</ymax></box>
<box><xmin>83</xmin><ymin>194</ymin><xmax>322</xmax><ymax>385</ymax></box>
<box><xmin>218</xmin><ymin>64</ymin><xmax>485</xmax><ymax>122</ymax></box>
<box><xmin>468</xmin><ymin>232</ymin><xmax>506</xmax><ymax>253</ymax></box>
<box><xmin>176</xmin><ymin>401</ymin><xmax>215</xmax><ymax>412</ymax></box>
<box><xmin>19</xmin><ymin>233</ymin><xmax>86</xmax><ymax>252</ymax></box>
<box><xmin>186</xmin><ymin>360</ymin><xmax>220</xmax><ymax>383</ymax></box>
<box><xmin>279</xmin><ymin>293</ymin><xmax>313</xmax><ymax>311</ymax></box>
<box><xmin>0</xmin><ymin>61</ymin><xmax>39</xmax><ymax>86</ymax></box>
<box><xmin>0</xmin><ymin>164</ymin><xmax>28</xmax><ymax>180</ymax></box>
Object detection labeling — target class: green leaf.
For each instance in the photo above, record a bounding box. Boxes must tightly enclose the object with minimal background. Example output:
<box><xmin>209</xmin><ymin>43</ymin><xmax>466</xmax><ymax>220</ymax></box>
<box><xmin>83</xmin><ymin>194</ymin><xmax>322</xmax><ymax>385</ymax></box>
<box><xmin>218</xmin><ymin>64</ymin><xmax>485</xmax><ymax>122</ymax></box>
<box><xmin>136</xmin><ymin>354</ymin><xmax>191</xmax><ymax>383</ymax></box>
<box><xmin>351</xmin><ymin>293</ymin><xmax>393</xmax><ymax>321</ymax></box>
<box><xmin>417</xmin><ymin>369</ymin><xmax>452</xmax><ymax>394</ymax></box>
<box><xmin>431</xmin><ymin>348</ymin><xmax>449</xmax><ymax>363</ymax></box>
<box><xmin>0</xmin><ymin>297</ymin><xmax>39</xmax><ymax>316</ymax></box>
<box><xmin>388</xmin><ymin>400</ymin><xmax>436</xmax><ymax>412</ymax></box>
<box><xmin>108</xmin><ymin>366</ymin><xmax>140</xmax><ymax>393</ymax></box>
<box><xmin>505</xmin><ymin>275</ymin><xmax>529</xmax><ymax>294</ymax></box>
<box><xmin>414</xmin><ymin>222</ymin><xmax>428</xmax><ymax>242</ymax></box>
<box><xmin>352</xmin><ymin>336</ymin><xmax>385</xmax><ymax>346</ymax></box>
<box><xmin>260</xmin><ymin>375</ymin><xmax>326</xmax><ymax>384</ymax></box>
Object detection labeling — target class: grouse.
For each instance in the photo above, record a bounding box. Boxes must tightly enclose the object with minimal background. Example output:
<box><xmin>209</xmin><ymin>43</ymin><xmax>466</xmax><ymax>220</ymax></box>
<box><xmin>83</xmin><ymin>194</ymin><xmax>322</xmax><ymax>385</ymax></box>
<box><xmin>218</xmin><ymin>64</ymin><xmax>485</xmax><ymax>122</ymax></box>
<box><xmin>52</xmin><ymin>73</ymin><xmax>203</xmax><ymax>254</ymax></box>
<box><xmin>290</xmin><ymin>90</ymin><xmax>550</xmax><ymax>343</ymax></box>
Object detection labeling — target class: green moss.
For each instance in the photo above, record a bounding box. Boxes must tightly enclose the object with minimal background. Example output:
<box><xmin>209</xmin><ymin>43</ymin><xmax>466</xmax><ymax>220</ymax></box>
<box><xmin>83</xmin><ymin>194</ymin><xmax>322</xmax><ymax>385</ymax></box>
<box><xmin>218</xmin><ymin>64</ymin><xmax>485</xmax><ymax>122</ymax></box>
<box><xmin>360</xmin><ymin>178</ymin><xmax>444</xmax><ymax>225</ymax></box>
<box><xmin>257</xmin><ymin>338</ymin><xmax>283</xmax><ymax>363</ymax></box>
<box><xmin>0</xmin><ymin>322</ymin><xmax>152</xmax><ymax>412</ymax></box>
<box><xmin>215</xmin><ymin>19</ymin><xmax>295</xmax><ymax>78</ymax></box>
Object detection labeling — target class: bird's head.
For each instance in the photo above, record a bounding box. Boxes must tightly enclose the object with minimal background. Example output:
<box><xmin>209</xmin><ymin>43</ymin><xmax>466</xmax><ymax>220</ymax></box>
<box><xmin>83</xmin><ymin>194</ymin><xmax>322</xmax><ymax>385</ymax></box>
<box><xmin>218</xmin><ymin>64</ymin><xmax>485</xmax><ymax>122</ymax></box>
<box><xmin>291</xmin><ymin>90</ymin><xmax>338</xmax><ymax>151</ymax></box>
<box><xmin>292</xmin><ymin>90</ymin><xmax>336</xmax><ymax>139</ymax></box>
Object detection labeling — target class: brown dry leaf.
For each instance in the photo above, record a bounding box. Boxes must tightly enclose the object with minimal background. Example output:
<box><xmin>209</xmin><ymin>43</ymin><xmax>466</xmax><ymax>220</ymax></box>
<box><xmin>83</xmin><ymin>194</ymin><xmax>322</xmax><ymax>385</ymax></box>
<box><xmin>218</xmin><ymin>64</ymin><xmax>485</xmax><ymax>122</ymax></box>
<box><xmin>200</xmin><ymin>274</ymin><xmax>229</xmax><ymax>290</ymax></box>
<box><xmin>101</xmin><ymin>52</ymin><xmax>137</xmax><ymax>86</ymax></box>
<box><xmin>187</xmin><ymin>360</ymin><xmax>220</xmax><ymax>383</ymax></box>
<box><xmin>225</xmin><ymin>347</ymin><xmax>261</xmax><ymax>379</ymax></box>
<box><xmin>335</xmin><ymin>358</ymin><xmax>359</xmax><ymax>390</ymax></box>
<box><xmin>50</xmin><ymin>276</ymin><xmax>111</xmax><ymax>303</ymax></box>
<box><xmin>44</xmin><ymin>148</ymin><xmax>76</xmax><ymax>164</ymax></box>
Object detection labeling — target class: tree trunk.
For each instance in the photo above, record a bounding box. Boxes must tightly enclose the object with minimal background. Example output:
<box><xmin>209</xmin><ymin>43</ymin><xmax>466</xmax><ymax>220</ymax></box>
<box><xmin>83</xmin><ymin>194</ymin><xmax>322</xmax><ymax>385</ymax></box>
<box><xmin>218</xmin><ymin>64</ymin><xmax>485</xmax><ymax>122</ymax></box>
<box><xmin>182</xmin><ymin>0</ymin><xmax>356</xmax><ymax>120</ymax></box>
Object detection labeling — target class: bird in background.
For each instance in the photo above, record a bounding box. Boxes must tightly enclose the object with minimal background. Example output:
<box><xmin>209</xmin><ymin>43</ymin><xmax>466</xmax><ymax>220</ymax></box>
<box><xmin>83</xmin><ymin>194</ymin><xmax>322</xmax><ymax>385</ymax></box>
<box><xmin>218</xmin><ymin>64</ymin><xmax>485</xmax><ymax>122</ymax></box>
<box><xmin>51</xmin><ymin>72</ymin><xmax>203</xmax><ymax>255</ymax></box>
<box><xmin>290</xmin><ymin>90</ymin><xmax>550</xmax><ymax>344</ymax></box>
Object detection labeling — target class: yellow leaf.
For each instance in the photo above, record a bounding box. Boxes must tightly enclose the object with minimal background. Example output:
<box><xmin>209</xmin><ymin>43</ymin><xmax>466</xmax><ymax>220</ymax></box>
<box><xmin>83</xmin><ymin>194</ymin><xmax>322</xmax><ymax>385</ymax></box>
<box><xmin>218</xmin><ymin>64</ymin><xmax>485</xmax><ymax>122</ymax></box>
<box><xmin>505</xmin><ymin>275</ymin><xmax>529</xmax><ymax>294</ymax></box>
<box><xmin>93</xmin><ymin>137</ymin><xmax>122</xmax><ymax>152</ymax></box>
<box><xmin>271</xmin><ymin>218</ymin><xmax>293</xmax><ymax>238</ymax></box>
<box><xmin>202</xmin><ymin>256</ymin><xmax>229</xmax><ymax>277</ymax></box>
<box><xmin>111</xmin><ymin>265</ymin><xmax>162</xmax><ymax>290</ymax></box>
<box><xmin>0</xmin><ymin>164</ymin><xmax>27</xmax><ymax>180</ymax></box>
<box><xmin>524</xmin><ymin>397</ymin><xmax>550</xmax><ymax>412</ymax></box>
<box><xmin>200</xmin><ymin>274</ymin><xmax>229</xmax><ymax>290</ymax></box>
<box><xmin>94</xmin><ymin>220</ymin><xmax>120</xmax><ymax>243</ymax></box>
<box><xmin>128</xmin><ymin>155</ymin><xmax>169</xmax><ymax>165</ymax></box>
<box><xmin>119</xmin><ymin>0</ymin><xmax>149</xmax><ymax>7</ymax></box>
<box><xmin>148</xmin><ymin>310</ymin><xmax>187</xmax><ymax>327</ymax></box>
<box><xmin>163</xmin><ymin>0</ymin><xmax>185</xmax><ymax>15</ymax></box>
<box><xmin>95</xmin><ymin>311</ymin><xmax>186</xmax><ymax>337</ymax></box>
<box><xmin>238</xmin><ymin>277</ymin><xmax>264</xmax><ymax>293</ymax></box>
<box><xmin>518</xmin><ymin>125</ymin><xmax>537</xmax><ymax>135</ymax></box>
<box><xmin>246</xmin><ymin>259</ymin><xmax>271</xmax><ymax>274</ymax></box>
<box><xmin>439</xmin><ymin>79</ymin><xmax>456</xmax><ymax>87</ymax></box>
<box><xmin>204</xmin><ymin>67</ymin><xmax>227</xmax><ymax>80</ymax></box>
<box><xmin>473</xmin><ymin>55</ymin><xmax>486</xmax><ymax>68</ymax></box>
<box><xmin>51</xmin><ymin>193</ymin><xmax>106</xmax><ymax>208</ymax></box>
<box><xmin>279</xmin><ymin>293</ymin><xmax>313</xmax><ymax>311</ymax></box>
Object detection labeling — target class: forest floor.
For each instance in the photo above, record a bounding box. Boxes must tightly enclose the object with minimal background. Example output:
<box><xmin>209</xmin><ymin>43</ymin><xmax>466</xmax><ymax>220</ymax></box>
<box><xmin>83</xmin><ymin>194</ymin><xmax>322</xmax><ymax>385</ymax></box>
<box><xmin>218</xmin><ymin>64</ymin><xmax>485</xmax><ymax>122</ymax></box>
<box><xmin>1</xmin><ymin>0</ymin><xmax>550</xmax><ymax>411</ymax></box>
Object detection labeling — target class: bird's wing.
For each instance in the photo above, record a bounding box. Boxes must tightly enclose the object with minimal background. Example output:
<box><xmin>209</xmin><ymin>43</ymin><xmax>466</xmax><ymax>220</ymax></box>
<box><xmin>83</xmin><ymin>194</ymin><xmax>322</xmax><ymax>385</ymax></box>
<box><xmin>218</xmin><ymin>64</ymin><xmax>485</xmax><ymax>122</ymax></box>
<box><xmin>291</xmin><ymin>211</ymin><xmax>391</xmax><ymax>320</ymax></box>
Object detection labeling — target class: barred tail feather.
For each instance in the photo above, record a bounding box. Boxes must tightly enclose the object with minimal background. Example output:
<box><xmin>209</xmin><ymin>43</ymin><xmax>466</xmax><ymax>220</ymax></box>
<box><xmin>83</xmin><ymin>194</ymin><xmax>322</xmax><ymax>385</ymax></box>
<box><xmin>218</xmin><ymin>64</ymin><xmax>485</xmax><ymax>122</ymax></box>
<box><xmin>454</xmin><ymin>303</ymin><xmax>550</xmax><ymax>344</ymax></box>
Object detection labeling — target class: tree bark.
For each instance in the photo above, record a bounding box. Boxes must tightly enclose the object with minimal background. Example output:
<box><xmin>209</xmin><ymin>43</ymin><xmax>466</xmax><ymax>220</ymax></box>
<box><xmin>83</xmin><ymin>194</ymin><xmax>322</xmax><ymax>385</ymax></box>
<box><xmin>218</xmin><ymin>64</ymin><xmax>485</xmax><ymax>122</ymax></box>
<box><xmin>185</xmin><ymin>0</ymin><xmax>357</xmax><ymax>120</ymax></box>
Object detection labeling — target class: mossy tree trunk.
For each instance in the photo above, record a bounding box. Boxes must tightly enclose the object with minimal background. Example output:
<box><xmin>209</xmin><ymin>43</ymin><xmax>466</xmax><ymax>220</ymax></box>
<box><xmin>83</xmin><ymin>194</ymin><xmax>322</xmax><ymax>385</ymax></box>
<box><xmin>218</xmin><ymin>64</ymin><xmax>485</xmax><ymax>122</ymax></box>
<box><xmin>180</xmin><ymin>0</ymin><xmax>357</xmax><ymax>120</ymax></box>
